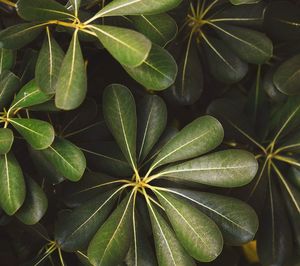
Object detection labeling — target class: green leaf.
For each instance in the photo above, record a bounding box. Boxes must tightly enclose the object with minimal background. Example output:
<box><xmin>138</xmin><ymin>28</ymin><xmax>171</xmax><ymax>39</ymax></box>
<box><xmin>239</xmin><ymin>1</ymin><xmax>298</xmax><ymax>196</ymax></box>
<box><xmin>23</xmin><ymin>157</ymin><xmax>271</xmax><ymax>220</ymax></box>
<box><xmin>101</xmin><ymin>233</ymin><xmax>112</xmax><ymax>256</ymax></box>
<box><xmin>157</xmin><ymin>149</ymin><xmax>258</xmax><ymax>187</ymax></box>
<box><xmin>40</xmin><ymin>138</ymin><xmax>86</xmax><ymax>181</ymax></box>
<box><xmin>0</xmin><ymin>128</ymin><xmax>14</xmax><ymax>155</ymax></box>
<box><xmin>16</xmin><ymin>0</ymin><xmax>73</xmax><ymax>21</ymax></box>
<box><xmin>230</xmin><ymin>0</ymin><xmax>261</xmax><ymax>5</ymax></box>
<box><xmin>166</xmin><ymin>188</ymin><xmax>258</xmax><ymax>245</ymax></box>
<box><xmin>10</xmin><ymin>79</ymin><xmax>52</xmax><ymax>110</ymax></box>
<box><xmin>0</xmin><ymin>23</ymin><xmax>45</xmax><ymax>49</ymax></box>
<box><xmin>147</xmin><ymin>203</ymin><xmax>195</xmax><ymax>266</ymax></box>
<box><xmin>102</xmin><ymin>84</ymin><xmax>137</xmax><ymax>170</ymax></box>
<box><xmin>55</xmin><ymin>188</ymin><xmax>119</xmax><ymax>251</ymax></box>
<box><xmin>10</xmin><ymin>118</ymin><xmax>55</xmax><ymax>150</ymax></box>
<box><xmin>90</xmin><ymin>25</ymin><xmax>151</xmax><ymax>67</ymax></box>
<box><xmin>69</xmin><ymin>0</ymin><xmax>81</xmax><ymax>16</ymax></box>
<box><xmin>273</xmin><ymin>54</ymin><xmax>300</xmax><ymax>95</ymax></box>
<box><xmin>87</xmin><ymin>193</ymin><xmax>134</xmax><ymax>266</ymax></box>
<box><xmin>15</xmin><ymin>177</ymin><xmax>48</xmax><ymax>225</ymax></box>
<box><xmin>149</xmin><ymin>116</ymin><xmax>224</xmax><ymax>171</ymax></box>
<box><xmin>215</xmin><ymin>23</ymin><xmax>273</xmax><ymax>64</ymax></box>
<box><xmin>155</xmin><ymin>190</ymin><xmax>223</xmax><ymax>262</ymax></box>
<box><xmin>55</xmin><ymin>32</ymin><xmax>87</xmax><ymax>110</ymax></box>
<box><xmin>137</xmin><ymin>95</ymin><xmax>167</xmax><ymax>163</ymax></box>
<box><xmin>124</xmin><ymin>44</ymin><xmax>177</xmax><ymax>91</ymax></box>
<box><xmin>203</xmin><ymin>37</ymin><xmax>248</xmax><ymax>84</ymax></box>
<box><xmin>131</xmin><ymin>14</ymin><xmax>177</xmax><ymax>46</ymax></box>
<box><xmin>90</xmin><ymin>0</ymin><xmax>182</xmax><ymax>19</ymax></box>
<box><xmin>0</xmin><ymin>49</ymin><xmax>15</xmax><ymax>74</ymax></box>
<box><xmin>35</xmin><ymin>28</ymin><xmax>65</xmax><ymax>94</ymax></box>
<box><xmin>0</xmin><ymin>152</ymin><xmax>26</xmax><ymax>215</ymax></box>
<box><xmin>0</xmin><ymin>71</ymin><xmax>20</xmax><ymax>109</ymax></box>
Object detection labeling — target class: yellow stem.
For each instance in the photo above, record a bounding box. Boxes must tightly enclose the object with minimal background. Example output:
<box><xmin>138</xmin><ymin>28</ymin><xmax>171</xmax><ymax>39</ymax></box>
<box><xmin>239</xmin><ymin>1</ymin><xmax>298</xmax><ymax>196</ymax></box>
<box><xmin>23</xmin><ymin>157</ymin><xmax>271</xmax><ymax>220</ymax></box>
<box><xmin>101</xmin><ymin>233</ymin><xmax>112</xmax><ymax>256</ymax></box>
<box><xmin>0</xmin><ymin>0</ymin><xmax>16</xmax><ymax>7</ymax></box>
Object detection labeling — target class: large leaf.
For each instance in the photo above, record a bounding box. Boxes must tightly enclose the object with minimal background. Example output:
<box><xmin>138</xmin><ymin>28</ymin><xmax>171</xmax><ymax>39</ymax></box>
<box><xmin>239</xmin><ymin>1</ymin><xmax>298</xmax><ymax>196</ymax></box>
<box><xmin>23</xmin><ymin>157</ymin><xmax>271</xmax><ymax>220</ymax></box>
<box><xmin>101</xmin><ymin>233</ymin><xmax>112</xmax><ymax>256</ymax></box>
<box><xmin>9</xmin><ymin>118</ymin><xmax>54</xmax><ymax>150</ymax></box>
<box><xmin>0</xmin><ymin>128</ymin><xmax>14</xmax><ymax>155</ymax></box>
<box><xmin>87</xmin><ymin>194</ymin><xmax>134</xmax><ymax>266</ymax></box>
<box><xmin>40</xmin><ymin>138</ymin><xmax>86</xmax><ymax>181</ymax></box>
<box><xmin>166</xmin><ymin>188</ymin><xmax>258</xmax><ymax>245</ymax></box>
<box><xmin>149</xmin><ymin>116</ymin><xmax>224</xmax><ymax>171</ymax></box>
<box><xmin>89</xmin><ymin>0</ymin><xmax>182</xmax><ymax>19</ymax></box>
<box><xmin>35</xmin><ymin>28</ymin><xmax>65</xmax><ymax>94</ymax></box>
<box><xmin>215</xmin><ymin>23</ymin><xmax>273</xmax><ymax>64</ymax></box>
<box><xmin>0</xmin><ymin>23</ymin><xmax>45</xmax><ymax>49</ymax></box>
<box><xmin>102</xmin><ymin>84</ymin><xmax>137</xmax><ymax>170</ymax></box>
<box><xmin>15</xmin><ymin>177</ymin><xmax>48</xmax><ymax>225</ymax></box>
<box><xmin>148</xmin><ymin>203</ymin><xmax>195</xmax><ymax>266</ymax></box>
<box><xmin>156</xmin><ymin>190</ymin><xmax>223</xmax><ymax>262</ymax></box>
<box><xmin>273</xmin><ymin>54</ymin><xmax>300</xmax><ymax>95</ymax></box>
<box><xmin>0</xmin><ymin>48</ymin><xmax>15</xmax><ymax>74</ymax></box>
<box><xmin>124</xmin><ymin>44</ymin><xmax>177</xmax><ymax>91</ymax></box>
<box><xmin>90</xmin><ymin>25</ymin><xmax>151</xmax><ymax>67</ymax></box>
<box><xmin>137</xmin><ymin>95</ymin><xmax>167</xmax><ymax>162</ymax></box>
<box><xmin>0</xmin><ymin>152</ymin><xmax>26</xmax><ymax>215</ymax></box>
<box><xmin>0</xmin><ymin>71</ymin><xmax>20</xmax><ymax>108</ymax></box>
<box><xmin>131</xmin><ymin>14</ymin><xmax>177</xmax><ymax>46</ymax></box>
<box><xmin>55</xmin><ymin>32</ymin><xmax>87</xmax><ymax>110</ymax></box>
<box><xmin>55</xmin><ymin>188</ymin><xmax>119</xmax><ymax>251</ymax></box>
<box><xmin>10</xmin><ymin>79</ymin><xmax>52</xmax><ymax>110</ymax></box>
<box><xmin>16</xmin><ymin>0</ymin><xmax>73</xmax><ymax>21</ymax></box>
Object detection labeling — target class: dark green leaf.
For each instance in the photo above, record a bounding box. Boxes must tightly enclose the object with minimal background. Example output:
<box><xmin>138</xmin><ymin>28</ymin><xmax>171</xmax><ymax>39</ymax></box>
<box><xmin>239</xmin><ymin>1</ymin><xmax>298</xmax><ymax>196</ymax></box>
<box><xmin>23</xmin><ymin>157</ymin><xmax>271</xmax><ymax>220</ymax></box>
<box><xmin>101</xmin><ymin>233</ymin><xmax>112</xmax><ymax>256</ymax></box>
<box><xmin>0</xmin><ymin>48</ymin><xmax>15</xmax><ymax>74</ymax></box>
<box><xmin>0</xmin><ymin>71</ymin><xmax>20</xmax><ymax>108</ymax></box>
<box><xmin>0</xmin><ymin>128</ymin><xmax>14</xmax><ymax>155</ymax></box>
<box><xmin>230</xmin><ymin>0</ymin><xmax>261</xmax><ymax>5</ymax></box>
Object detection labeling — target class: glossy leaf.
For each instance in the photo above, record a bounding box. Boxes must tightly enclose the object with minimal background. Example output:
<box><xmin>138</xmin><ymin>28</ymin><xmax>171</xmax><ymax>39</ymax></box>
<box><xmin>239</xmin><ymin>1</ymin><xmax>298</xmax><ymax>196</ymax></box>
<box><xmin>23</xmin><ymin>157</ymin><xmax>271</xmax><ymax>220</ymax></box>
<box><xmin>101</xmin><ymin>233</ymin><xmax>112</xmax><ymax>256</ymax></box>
<box><xmin>55</xmin><ymin>189</ymin><xmax>119</xmax><ymax>251</ymax></box>
<box><xmin>40</xmin><ymin>138</ymin><xmax>86</xmax><ymax>181</ymax></box>
<box><xmin>10</xmin><ymin>118</ymin><xmax>54</xmax><ymax>150</ymax></box>
<box><xmin>0</xmin><ymin>71</ymin><xmax>20</xmax><ymax>109</ymax></box>
<box><xmin>0</xmin><ymin>152</ymin><xmax>26</xmax><ymax>215</ymax></box>
<box><xmin>0</xmin><ymin>128</ymin><xmax>14</xmax><ymax>155</ymax></box>
<box><xmin>215</xmin><ymin>23</ymin><xmax>273</xmax><ymax>64</ymax></box>
<box><xmin>273</xmin><ymin>54</ymin><xmax>300</xmax><ymax>95</ymax></box>
<box><xmin>124</xmin><ymin>44</ymin><xmax>177</xmax><ymax>91</ymax></box>
<box><xmin>69</xmin><ymin>0</ymin><xmax>81</xmax><ymax>16</ymax></box>
<box><xmin>131</xmin><ymin>14</ymin><xmax>177</xmax><ymax>46</ymax></box>
<box><xmin>148</xmin><ymin>203</ymin><xmax>195</xmax><ymax>266</ymax></box>
<box><xmin>35</xmin><ymin>28</ymin><xmax>65</xmax><ymax>94</ymax></box>
<box><xmin>55</xmin><ymin>32</ymin><xmax>87</xmax><ymax>110</ymax></box>
<box><xmin>102</xmin><ymin>84</ymin><xmax>137</xmax><ymax>170</ymax></box>
<box><xmin>156</xmin><ymin>190</ymin><xmax>223</xmax><ymax>262</ymax></box>
<box><xmin>230</xmin><ymin>0</ymin><xmax>261</xmax><ymax>4</ymax></box>
<box><xmin>91</xmin><ymin>25</ymin><xmax>151</xmax><ymax>67</ymax></box>
<box><xmin>166</xmin><ymin>188</ymin><xmax>258</xmax><ymax>245</ymax></box>
<box><xmin>15</xmin><ymin>177</ymin><xmax>48</xmax><ymax>225</ymax></box>
<box><xmin>0</xmin><ymin>23</ymin><xmax>45</xmax><ymax>49</ymax></box>
<box><xmin>87</xmin><ymin>194</ymin><xmax>134</xmax><ymax>266</ymax></box>
<box><xmin>150</xmin><ymin>116</ymin><xmax>224</xmax><ymax>171</ymax></box>
<box><xmin>0</xmin><ymin>48</ymin><xmax>15</xmax><ymax>74</ymax></box>
<box><xmin>137</xmin><ymin>95</ymin><xmax>167</xmax><ymax>163</ymax></box>
<box><xmin>10</xmin><ymin>79</ymin><xmax>52</xmax><ymax>110</ymax></box>
<box><xmin>16</xmin><ymin>0</ymin><xmax>73</xmax><ymax>21</ymax></box>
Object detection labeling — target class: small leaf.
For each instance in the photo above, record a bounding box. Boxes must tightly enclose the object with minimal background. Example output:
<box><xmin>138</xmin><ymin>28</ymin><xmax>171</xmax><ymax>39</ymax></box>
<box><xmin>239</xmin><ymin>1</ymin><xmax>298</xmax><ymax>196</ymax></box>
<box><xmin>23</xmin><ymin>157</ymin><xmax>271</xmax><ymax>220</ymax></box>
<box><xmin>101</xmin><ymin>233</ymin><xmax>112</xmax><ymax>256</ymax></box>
<box><xmin>155</xmin><ymin>190</ymin><xmax>223</xmax><ymax>262</ymax></box>
<box><xmin>0</xmin><ymin>48</ymin><xmax>15</xmax><ymax>74</ymax></box>
<box><xmin>273</xmin><ymin>54</ymin><xmax>300</xmax><ymax>95</ymax></box>
<box><xmin>10</xmin><ymin>79</ymin><xmax>52</xmax><ymax>110</ymax></box>
<box><xmin>102</xmin><ymin>84</ymin><xmax>137</xmax><ymax>170</ymax></box>
<box><xmin>55</xmin><ymin>32</ymin><xmax>87</xmax><ymax>110</ymax></box>
<box><xmin>137</xmin><ymin>95</ymin><xmax>167</xmax><ymax>162</ymax></box>
<box><xmin>0</xmin><ymin>71</ymin><xmax>20</xmax><ymax>109</ymax></box>
<box><xmin>91</xmin><ymin>25</ymin><xmax>151</xmax><ymax>67</ymax></box>
<box><xmin>148</xmin><ymin>203</ymin><xmax>195</xmax><ymax>266</ymax></box>
<box><xmin>124</xmin><ymin>44</ymin><xmax>177</xmax><ymax>91</ymax></box>
<box><xmin>40</xmin><ymin>138</ymin><xmax>86</xmax><ymax>181</ymax></box>
<box><xmin>230</xmin><ymin>0</ymin><xmax>261</xmax><ymax>5</ymax></box>
<box><xmin>131</xmin><ymin>14</ymin><xmax>177</xmax><ymax>46</ymax></box>
<box><xmin>150</xmin><ymin>116</ymin><xmax>224</xmax><ymax>171</ymax></box>
<box><xmin>0</xmin><ymin>23</ymin><xmax>45</xmax><ymax>49</ymax></box>
<box><xmin>87</xmin><ymin>194</ymin><xmax>134</xmax><ymax>266</ymax></box>
<box><xmin>10</xmin><ymin>118</ymin><xmax>55</xmax><ymax>150</ymax></box>
<box><xmin>15</xmin><ymin>177</ymin><xmax>48</xmax><ymax>225</ymax></box>
<box><xmin>0</xmin><ymin>128</ymin><xmax>14</xmax><ymax>155</ymax></box>
<box><xmin>35</xmin><ymin>28</ymin><xmax>65</xmax><ymax>94</ymax></box>
<box><xmin>16</xmin><ymin>0</ymin><xmax>73</xmax><ymax>21</ymax></box>
<box><xmin>215</xmin><ymin>23</ymin><xmax>273</xmax><ymax>64</ymax></box>
<box><xmin>55</xmin><ymin>188</ymin><xmax>119</xmax><ymax>251</ymax></box>
<box><xmin>0</xmin><ymin>152</ymin><xmax>26</xmax><ymax>215</ymax></box>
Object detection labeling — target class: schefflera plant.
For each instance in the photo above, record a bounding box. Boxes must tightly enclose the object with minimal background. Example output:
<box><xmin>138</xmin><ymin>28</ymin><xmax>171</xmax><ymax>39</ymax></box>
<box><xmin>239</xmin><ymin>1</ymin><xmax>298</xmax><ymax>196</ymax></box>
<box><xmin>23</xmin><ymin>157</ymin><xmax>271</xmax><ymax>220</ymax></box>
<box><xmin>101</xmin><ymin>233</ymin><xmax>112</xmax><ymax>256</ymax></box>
<box><xmin>54</xmin><ymin>84</ymin><xmax>259</xmax><ymax>266</ymax></box>
<box><xmin>0</xmin><ymin>0</ymin><xmax>181</xmax><ymax>110</ymax></box>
